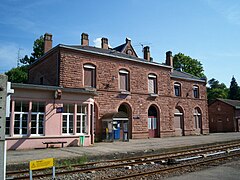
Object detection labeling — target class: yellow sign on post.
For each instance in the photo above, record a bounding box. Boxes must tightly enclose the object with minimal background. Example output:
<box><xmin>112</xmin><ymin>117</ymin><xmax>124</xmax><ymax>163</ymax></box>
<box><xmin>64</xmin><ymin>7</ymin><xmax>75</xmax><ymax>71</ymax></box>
<box><xmin>30</xmin><ymin>158</ymin><xmax>54</xmax><ymax>170</ymax></box>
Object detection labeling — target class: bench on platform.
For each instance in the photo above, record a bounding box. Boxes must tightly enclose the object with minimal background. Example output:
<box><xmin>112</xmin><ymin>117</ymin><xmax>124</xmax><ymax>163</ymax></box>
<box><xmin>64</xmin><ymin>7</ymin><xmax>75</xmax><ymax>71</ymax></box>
<box><xmin>42</xmin><ymin>141</ymin><xmax>67</xmax><ymax>148</ymax></box>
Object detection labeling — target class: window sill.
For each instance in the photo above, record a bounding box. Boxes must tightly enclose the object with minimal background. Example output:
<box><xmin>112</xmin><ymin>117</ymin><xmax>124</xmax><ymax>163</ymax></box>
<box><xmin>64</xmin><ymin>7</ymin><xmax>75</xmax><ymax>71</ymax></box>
<box><xmin>149</xmin><ymin>93</ymin><xmax>158</xmax><ymax>97</ymax></box>
<box><xmin>120</xmin><ymin>91</ymin><xmax>131</xmax><ymax>95</ymax></box>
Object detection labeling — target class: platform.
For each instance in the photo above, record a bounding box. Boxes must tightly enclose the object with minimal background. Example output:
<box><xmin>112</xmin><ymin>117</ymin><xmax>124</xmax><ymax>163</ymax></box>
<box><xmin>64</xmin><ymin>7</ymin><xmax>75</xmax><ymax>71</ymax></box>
<box><xmin>7</xmin><ymin>132</ymin><xmax>240</xmax><ymax>167</ymax></box>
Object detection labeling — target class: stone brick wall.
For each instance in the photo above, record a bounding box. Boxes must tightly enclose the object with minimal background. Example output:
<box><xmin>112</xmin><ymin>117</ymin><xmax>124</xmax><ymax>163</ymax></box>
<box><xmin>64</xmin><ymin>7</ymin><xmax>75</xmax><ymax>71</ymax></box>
<box><xmin>57</xmin><ymin>47</ymin><xmax>208</xmax><ymax>139</ymax></box>
<box><xmin>29</xmin><ymin>50</ymin><xmax>59</xmax><ymax>86</ymax></box>
<box><xmin>209</xmin><ymin>100</ymin><xmax>236</xmax><ymax>132</ymax></box>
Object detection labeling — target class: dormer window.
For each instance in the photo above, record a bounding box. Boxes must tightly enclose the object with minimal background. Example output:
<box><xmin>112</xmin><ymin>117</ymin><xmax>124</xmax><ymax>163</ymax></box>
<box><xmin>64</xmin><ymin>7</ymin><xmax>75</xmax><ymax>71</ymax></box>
<box><xmin>148</xmin><ymin>74</ymin><xmax>157</xmax><ymax>94</ymax></box>
<box><xmin>174</xmin><ymin>83</ymin><xmax>181</xmax><ymax>97</ymax></box>
<box><xmin>193</xmin><ymin>85</ymin><xmax>199</xmax><ymax>98</ymax></box>
<box><xmin>84</xmin><ymin>64</ymin><xmax>96</xmax><ymax>88</ymax></box>
<box><xmin>119</xmin><ymin>69</ymin><xmax>129</xmax><ymax>91</ymax></box>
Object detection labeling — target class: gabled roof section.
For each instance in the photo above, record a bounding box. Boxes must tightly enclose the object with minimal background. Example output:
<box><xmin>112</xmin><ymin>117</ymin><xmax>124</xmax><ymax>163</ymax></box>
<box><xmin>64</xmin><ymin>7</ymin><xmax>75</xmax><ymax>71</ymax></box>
<box><xmin>171</xmin><ymin>70</ymin><xmax>206</xmax><ymax>83</ymax></box>
<box><xmin>60</xmin><ymin>44</ymin><xmax>171</xmax><ymax>69</ymax></box>
<box><xmin>216</xmin><ymin>98</ymin><xmax>240</xmax><ymax>109</ymax></box>
<box><xmin>113</xmin><ymin>38</ymin><xmax>138</xmax><ymax>57</ymax></box>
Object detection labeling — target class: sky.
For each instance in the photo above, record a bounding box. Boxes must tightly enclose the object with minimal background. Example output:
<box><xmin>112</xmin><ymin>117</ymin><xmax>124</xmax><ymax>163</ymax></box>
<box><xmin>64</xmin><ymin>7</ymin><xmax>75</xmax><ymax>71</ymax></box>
<box><xmin>0</xmin><ymin>0</ymin><xmax>240</xmax><ymax>87</ymax></box>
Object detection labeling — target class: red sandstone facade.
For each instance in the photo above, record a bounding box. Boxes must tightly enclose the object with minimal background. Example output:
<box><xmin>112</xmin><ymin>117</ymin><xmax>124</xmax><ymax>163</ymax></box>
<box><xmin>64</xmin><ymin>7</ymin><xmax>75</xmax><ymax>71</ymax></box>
<box><xmin>28</xmin><ymin>33</ymin><xmax>209</xmax><ymax>141</ymax></box>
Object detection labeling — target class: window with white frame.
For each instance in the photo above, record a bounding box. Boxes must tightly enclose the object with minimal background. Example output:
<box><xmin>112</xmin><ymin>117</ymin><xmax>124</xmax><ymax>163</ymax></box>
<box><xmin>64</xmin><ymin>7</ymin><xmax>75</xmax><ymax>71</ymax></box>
<box><xmin>62</xmin><ymin>104</ymin><xmax>74</xmax><ymax>134</ymax></box>
<box><xmin>14</xmin><ymin>101</ymin><xmax>29</xmax><ymax>135</ymax></box>
<box><xmin>31</xmin><ymin>102</ymin><xmax>45</xmax><ymax>135</ymax></box>
<box><xmin>119</xmin><ymin>69</ymin><xmax>129</xmax><ymax>91</ymax></box>
<box><xmin>194</xmin><ymin>108</ymin><xmax>201</xmax><ymax>129</ymax></box>
<box><xmin>148</xmin><ymin>74</ymin><xmax>157</xmax><ymax>94</ymax></box>
<box><xmin>174</xmin><ymin>83</ymin><xmax>181</xmax><ymax>97</ymax></box>
<box><xmin>193</xmin><ymin>85</ymin><xmax>199</xmax><ymax>98</ymax></box>
<box><xmin>84</xmin><ymin>64</ymin><xmax>96</xmax><ymax>88</ymax></box>
<box><xmin>76</xmin><ymin>105</ymin><xmax>88</xmax><ymax>134</ymax></box>
<box><xmin>5</xmin><ymin>117</ymin><xmax>10</xmax><ymax>135</ymax></box>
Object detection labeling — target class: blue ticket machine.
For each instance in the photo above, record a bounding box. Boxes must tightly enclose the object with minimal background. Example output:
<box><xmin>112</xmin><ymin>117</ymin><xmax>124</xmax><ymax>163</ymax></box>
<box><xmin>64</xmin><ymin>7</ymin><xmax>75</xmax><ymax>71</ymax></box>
<box><xmin>113</xmin><ymin>121</ymin><xmax>120</xmax><ymax>140</ymax></box>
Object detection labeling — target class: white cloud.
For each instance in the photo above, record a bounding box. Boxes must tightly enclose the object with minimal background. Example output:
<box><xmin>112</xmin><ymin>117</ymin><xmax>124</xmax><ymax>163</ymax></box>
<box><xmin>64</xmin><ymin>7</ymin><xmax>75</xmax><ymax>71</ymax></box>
<box><xmin>93</xmin><ymin>38</ymin><xmax>101</xmax><ymax>48</ymax></box>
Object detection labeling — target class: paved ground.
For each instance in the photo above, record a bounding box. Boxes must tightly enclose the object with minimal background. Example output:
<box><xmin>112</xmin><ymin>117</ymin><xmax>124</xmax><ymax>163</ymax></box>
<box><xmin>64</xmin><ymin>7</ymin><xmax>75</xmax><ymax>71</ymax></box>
<box><xmin>7</xmin><ymin>132</ymin><xmax>240</xmax><ymax>165</ymax></box>
<box><xmin>166</xmin><ymin>160</ymin><xmax>240</xmax><ymax>180</ymax></box>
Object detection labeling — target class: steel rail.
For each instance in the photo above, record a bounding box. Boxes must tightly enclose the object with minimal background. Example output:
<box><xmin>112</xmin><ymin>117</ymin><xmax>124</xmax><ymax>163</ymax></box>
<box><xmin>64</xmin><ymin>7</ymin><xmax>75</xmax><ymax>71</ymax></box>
<box><xmin>108</xmin><ymin>152</ymin><xmax>240</xmax><ymax>180</ymax></box>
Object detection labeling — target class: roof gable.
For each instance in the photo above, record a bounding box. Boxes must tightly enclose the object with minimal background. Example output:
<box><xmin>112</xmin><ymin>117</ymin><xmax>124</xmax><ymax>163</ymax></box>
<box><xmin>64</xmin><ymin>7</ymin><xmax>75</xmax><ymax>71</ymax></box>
<box><xmin>215</xmin><ymin>98</ymin><xmax>240</xmax><ymax>109</ymax></box>
<box><xmin>113</xmin><ymin>38</ymin><xmax>138</xmax><ymax>57</ymax></box>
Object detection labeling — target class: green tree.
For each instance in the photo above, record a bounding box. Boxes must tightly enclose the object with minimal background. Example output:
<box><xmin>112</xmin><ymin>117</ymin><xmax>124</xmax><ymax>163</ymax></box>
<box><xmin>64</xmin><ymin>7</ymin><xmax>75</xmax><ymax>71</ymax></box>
<box><xmin>228</xmin><ymin>76</ymin><xmax>240</xmax><ymax>100</ymax></box>
<box><xmin>20</xmin><ymin>35</ymin><xmax>44</xmax><ymax>65</ymax></box>
<box><xmin>5</xmin><ymin>35</ymin><xmax>44</xmax><ymax>83</ymax></box>
<box><xmin>5</xmin><ymin>66</ymin><xmax>28</xmax><ymax>83</ymax></box>
<box><xmin>207</xmin><ymin>78</ymin><xmax>228</xmax><ymax>103</ymax></box>
<box><xmin>173</xmin><ymin>53</ymin><xmax>205</xmax><ymax>78</ymax></box>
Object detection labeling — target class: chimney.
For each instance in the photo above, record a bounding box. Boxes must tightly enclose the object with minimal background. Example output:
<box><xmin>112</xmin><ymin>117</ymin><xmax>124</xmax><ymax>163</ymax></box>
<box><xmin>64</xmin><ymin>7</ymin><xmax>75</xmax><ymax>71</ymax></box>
<box><xmin>81</xmin><ymin>33</ymin><xmax>89</xmax><ymax>46</ymax></box>
<box><xmin>101</xmin><ymin>37</ymin><xmax>108</xmax><ymax>49</ymax></box>
<box><xmin>143</xmin><ymin>46</ymin><xmax>150</xmax><ymax>61</ymax></box>
<box><xmin>44</xmin><ymin>33</ymin><xmax>52</xmax><ymax>53</ymax></box>
<box><xmin>126</xmin><ymin>37</ymin><xmax>131</xmax><ymax>44</ymax></box>
<box><xmin>166</xmin><ymin>51</ymin><xmax>173</xmax><ymax>68</ymax></box>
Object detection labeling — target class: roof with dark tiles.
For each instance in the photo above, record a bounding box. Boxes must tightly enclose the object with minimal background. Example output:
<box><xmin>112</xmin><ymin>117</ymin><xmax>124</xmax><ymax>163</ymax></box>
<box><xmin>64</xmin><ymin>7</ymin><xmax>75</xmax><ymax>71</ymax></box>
<box><xmin>216</xmin><ymin>98</ymin><xmax>240</xmax><ymax>109</ymax></box>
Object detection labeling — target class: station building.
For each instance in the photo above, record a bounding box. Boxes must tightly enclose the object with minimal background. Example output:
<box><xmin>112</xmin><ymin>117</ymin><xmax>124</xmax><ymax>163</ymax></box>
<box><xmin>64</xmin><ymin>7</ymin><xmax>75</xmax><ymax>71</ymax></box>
<box><xmin>6</xmin><ymin>33</ymin><xmax>209</xmax><ymax>149</ymax></box>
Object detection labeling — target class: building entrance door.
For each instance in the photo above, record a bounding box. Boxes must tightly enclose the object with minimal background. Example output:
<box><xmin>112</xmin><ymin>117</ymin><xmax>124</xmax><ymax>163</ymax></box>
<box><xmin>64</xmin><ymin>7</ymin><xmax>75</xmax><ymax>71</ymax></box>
<box><xmin>148</xmin><ymin>116</ymin><xmax>158</xmax><ymax>137</ymax></box>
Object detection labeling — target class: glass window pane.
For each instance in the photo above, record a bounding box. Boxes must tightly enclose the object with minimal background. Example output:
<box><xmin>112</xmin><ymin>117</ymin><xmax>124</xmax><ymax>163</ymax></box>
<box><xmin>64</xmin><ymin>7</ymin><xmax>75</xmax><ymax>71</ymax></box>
<box><xmin>62</xmin><ymin>128</ymin><xmax>67</xmax><ymax>133</ymax></box>
<box><xmin>22</xmin><ymin>128</ymin><xmax>27</xmax><ymax>134</ymax></box>
<box><xmin>22</xmin><ymin>101</ymin><xmax>29</xmax><ymax>112</ymax></box>
<box><xmin>15</xmin><ymin>114</ymin><xmax>20</xmax><ymax>120</ymax></box>
<box><xmin>14</xmin><ymin>128</ymin><xmax>20</xmax><ymax>134</ymax></box>
<box><xmin>31</xmin><ymin>128</ymin><xmax>36</xmax><ymax>134</ymax></box>
<box><xmin>31</xmin><ymin>114</ymin><xmax>37</xmax><ymax>120</ymax></box>
<box><xmin>63</xmin><ymin>105</ymin><xmax>68</xmax><ymax>113</ymax></box>
<box><xmin>77</xmin><ymin>105</ymin><xmax>82</xmax><ymax>113</ymax></box>
<box><xmin>39</xmin><ymin>128</ymin><xmax>43</xmax><ymax>134</ymax></box>
<box><xmin>69</xmin><ymin>105</ymin><xmax>74</xmax><ymax>113</ymax></box>
<box><xmin>69</xmin><ymin>115</ymin><xmax>73</xmax><ymax>133</ymax></box>
<box><xmin>39</xmin><ymin>103</ymin><xmax>45</xmax><ymax>112</ymax></box>
<box><xmin>148</xmin><ymin>118</ymin><xmax>151</xmax><ymax>129</ymax></box>
<box><xmin>22</xmin><ymin>114</ymin><xmax>28</xmax><ymax>121</ymax></box>
<box><xmin>32</xmin><ymin>102</ymin><xmax>38</xmax><ymax>112</ymax></box>
<box><xmin>15</xmin><ymin>101</ymin><xmax>21</xmax><ymax>111</ymax></box>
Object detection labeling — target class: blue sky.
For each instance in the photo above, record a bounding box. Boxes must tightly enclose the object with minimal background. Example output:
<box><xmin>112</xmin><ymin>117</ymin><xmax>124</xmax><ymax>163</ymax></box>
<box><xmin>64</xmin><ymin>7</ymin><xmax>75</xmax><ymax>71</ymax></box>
<box><xmin>0</xmin><ymin>0</ymin><xmax>240</xmax><ymax>86</ymax></box>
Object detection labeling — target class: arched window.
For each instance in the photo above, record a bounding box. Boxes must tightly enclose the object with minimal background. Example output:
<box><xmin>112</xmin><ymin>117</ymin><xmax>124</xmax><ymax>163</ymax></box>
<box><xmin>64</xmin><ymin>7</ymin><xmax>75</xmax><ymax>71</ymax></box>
<box><xmin>193</xmin><ymin>107</ymin><xmax>202</xmax><ymax>130</ymax></box>
<box><xmin>148</xmin><ymin>74</ymin><xmax>157</xmax><ymax>94</ymax></box>
<box><xmin>84</xmin><ymin>64</ymin><xmax>96</xmax><ymax>88</ymax></box>
<box><xmin>174</xmin><ymin>107</ymin><xmax>184</xmax><ymax>136</ymax></box>
<box><xmin>174</xmin><ymin>82</ymin><xmax>181</xmax><ymax>97</ymax></box>
<box><xmin>119</xmin><ymin>69</ymin><xmax>129</xmax><ymax>91</ymax></box>
<box><xmin>193</xmin><ymin>85</ymin><xmax>199</xmax><ymax>98</ymax></box>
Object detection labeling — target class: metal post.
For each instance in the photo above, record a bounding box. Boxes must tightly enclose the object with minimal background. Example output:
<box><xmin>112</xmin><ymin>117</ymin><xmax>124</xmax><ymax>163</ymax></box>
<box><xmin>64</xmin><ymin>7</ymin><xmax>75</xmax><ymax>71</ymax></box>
<box><xmin>29</xmin><ymin>170</ymin><xmax>33</xmax><ymax>180</ymax></box>
<box><xmin>0</xmin><ymin>74</ymin><xmax>7</xmax><ymax>180</ymax></box>
<box><xmin>52</xmin><ymin>166</ymin><xmax>56</xmax><ymax>179</ymax></box>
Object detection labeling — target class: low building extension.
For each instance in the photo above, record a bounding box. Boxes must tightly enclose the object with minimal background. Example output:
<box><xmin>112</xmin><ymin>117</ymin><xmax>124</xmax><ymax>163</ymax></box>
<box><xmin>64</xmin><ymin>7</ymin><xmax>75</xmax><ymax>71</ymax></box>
<box><xmin>209</xmin><ymin>98</ymin><xmax>240</xmax><ymax>133</ymax></box>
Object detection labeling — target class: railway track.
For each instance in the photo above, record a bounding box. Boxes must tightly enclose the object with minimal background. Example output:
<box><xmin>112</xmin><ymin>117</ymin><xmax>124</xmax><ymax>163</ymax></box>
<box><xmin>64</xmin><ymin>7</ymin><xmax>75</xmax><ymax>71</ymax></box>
<box><xmin>7</xmin><ymin>140</ymin><xmax>240</xmax><ymax>179</ymax></box>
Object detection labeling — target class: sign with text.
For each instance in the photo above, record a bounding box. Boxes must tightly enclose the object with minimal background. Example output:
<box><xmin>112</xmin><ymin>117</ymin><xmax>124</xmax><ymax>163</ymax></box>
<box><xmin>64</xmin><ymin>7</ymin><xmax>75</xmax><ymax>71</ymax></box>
<box><xmin>56</xmin><ymin>107</ymin><xmax>63</xmax><ymax>113</ymax></box>
<box><xmin>30</xmin><ymin>158</ymin><xmax>54</xmax><ymax>171</ymax></box>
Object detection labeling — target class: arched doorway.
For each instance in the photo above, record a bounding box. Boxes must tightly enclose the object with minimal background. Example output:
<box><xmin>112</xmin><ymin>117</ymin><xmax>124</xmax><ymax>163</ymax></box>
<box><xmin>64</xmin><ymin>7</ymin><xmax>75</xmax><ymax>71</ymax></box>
<box><xmin>148</xmin><ymin>105</ymin><xmax>160</xmax><ymax>138</ymax></box>
<box><xmin>118</xmin><ymin>103</ymin><xmax>132</xmax><ymax>139</ymax></box>
<box><xmin>174</xmin><ymin>107</ymin><xmax>184</xmax><ymax>136</ymax></box>
<box><xmin>194</xmin><ymin>107</ymin><xmax>202</xmax><ymax>134</ymax></box>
